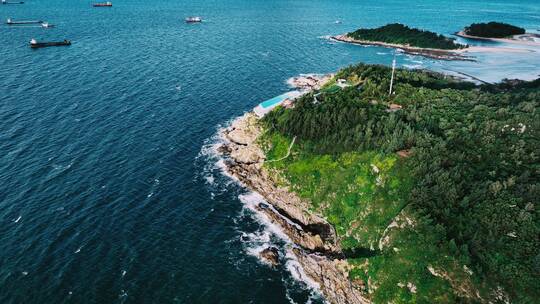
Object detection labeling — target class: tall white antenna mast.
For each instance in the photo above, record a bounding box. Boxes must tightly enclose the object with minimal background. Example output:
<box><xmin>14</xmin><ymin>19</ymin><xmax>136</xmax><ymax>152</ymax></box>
<box><xmin>389</xmin><ymin>54</ymin><xmax>396</xmax><ymax>96</ymax></box>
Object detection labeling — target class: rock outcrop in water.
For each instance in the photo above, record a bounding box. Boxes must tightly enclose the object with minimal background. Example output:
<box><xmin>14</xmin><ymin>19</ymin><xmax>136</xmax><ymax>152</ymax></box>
<box><xmin>259</xmin><ymin>247</ymin><xmax>280</xmax><ymax>266</ymax></box>
<box><xmin>221</xmin><ymin>113</ymin><xmax>369</xmax><ymax>304</ymax></box>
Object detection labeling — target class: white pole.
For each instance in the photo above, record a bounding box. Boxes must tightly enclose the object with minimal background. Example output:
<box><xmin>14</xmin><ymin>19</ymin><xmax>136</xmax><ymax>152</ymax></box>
<box><xmin>389</xmin><ymin>55</ymin><xmax>396</xmax><ymax>96</ymax></box>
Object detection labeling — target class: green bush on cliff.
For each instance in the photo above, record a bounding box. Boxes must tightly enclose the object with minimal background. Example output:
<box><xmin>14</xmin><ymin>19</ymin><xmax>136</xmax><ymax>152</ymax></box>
<box><xmin>261</xmin><ymin>64</ymin><xmax>540</xmax><ymax>303</ymax></box>
<box><xmin>347</xmin><ymin>23</ymin><xmax>465</xmax><ymax>50</ymax></box>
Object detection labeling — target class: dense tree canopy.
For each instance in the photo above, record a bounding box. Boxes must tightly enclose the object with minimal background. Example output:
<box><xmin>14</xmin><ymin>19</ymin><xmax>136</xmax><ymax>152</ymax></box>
<box><xmin>347</xmin><ymin>23</ymin><xmax>465</xmax><ymax>50</ymax></box>
<box><xmin>464</xmin><ymin>22</ymin><xmax>526</xmax><ymax>38</ymax></box>
<box><xmin>263</xmin><ymin>64</ymin><xmax>539</xmax><ymax>302</ymax></box>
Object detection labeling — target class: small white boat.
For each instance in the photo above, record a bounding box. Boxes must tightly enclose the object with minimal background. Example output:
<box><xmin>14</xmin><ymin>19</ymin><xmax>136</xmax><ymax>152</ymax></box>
<box><xmin>185</xmin><ymin>16</ymin><xmax>202</xmax><ymax>23</ymax></box>
<box><xmin>41</xmin><ymin>22</ymin><xmax>54</xmax><ymax>28</ymax></box>
<box><xmin>335</xmin><ymin>20</ymin><xmax>342</xmax><ymax>24</ymax></box>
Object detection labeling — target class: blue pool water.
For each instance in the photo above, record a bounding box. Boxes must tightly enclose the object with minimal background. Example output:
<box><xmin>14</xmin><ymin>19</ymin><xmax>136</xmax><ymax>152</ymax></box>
<box><xmin>260</xmin><ymin>93</ymin><xmax>293</xmax><ymax>108</ymax></box>
<box><xmin>0</xmin><ymin>0</ymin><xmax>539</xmax><ymax>303</ymax></box>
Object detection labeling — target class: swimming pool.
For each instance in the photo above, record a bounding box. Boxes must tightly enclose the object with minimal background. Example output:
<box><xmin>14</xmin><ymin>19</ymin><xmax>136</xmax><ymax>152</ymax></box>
<box><xmin>254</xmin><ymin>91</ymin><xmax>302</xmax><ymax>117</ymax></box>
<box><xmin>260</xmin><ymin>92</ymin><xmax>292</xmax><ymax>108</ymax></box>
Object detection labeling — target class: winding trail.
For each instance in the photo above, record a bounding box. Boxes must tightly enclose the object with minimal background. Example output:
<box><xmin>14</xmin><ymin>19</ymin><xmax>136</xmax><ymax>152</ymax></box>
<box><xmin>266</xmin><ymin>136</ymin><xmax>297</xmax><ymax>163</ymax></box>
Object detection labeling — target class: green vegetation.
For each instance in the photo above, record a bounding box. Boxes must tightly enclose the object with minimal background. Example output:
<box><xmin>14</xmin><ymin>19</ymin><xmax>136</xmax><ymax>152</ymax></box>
<box><xmin>261</xmin><ymin>64</ymin><xmax>539</xmax><ymax>303</ymax></box>
<box><xmin>463</xmin><ymin>22</ymin><xmax>526</xmax><ymax>38</ymax></box>
<box><xmin>347</xmin><ymin>23</ymin><xmax>465</xmax><ymax>50</ymax></box>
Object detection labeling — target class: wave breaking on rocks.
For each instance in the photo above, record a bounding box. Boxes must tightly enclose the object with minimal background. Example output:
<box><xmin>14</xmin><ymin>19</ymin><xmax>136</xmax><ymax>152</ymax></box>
<box><xmin>218</xmin><ymin>112</ymin><xmax>370</xmax><ymax>304</ymax></box>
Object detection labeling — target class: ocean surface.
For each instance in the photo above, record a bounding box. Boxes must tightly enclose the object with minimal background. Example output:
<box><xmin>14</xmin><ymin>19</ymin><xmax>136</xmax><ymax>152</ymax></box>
<box><xmin>1</xmin><ymin>0</ymin><xmax>539</xmax><ymax>303</ymax></box>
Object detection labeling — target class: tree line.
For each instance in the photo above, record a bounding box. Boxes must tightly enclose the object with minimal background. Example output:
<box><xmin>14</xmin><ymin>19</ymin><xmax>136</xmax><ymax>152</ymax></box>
<box><xmin>263</xmin><ymin>64</ymin><xmax>539</xmax><ymax>302</ymax></box>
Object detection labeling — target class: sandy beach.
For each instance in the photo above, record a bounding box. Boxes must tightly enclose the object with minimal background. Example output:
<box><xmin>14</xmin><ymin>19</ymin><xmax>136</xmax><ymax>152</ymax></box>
<box><xmin>332</xmin><ymin>34</ymin><xmax>537</xmax><ymax>61</ymax></box>
<box><xmin>455</xmin><ymin>31</ymin><xmax>540</xmax><ymax>47</ymax></box>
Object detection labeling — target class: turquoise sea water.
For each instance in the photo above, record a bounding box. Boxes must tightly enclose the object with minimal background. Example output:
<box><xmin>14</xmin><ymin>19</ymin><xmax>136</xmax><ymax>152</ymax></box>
<box><xmin>1</xmin><ymin>1</ymin><xmax>539</xmax><ymax>303</ymax></box>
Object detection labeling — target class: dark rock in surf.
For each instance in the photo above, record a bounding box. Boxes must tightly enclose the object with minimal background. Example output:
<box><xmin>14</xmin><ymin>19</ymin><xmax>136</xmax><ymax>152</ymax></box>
<box><xmin>260</xmin><ymin>247</ymin><xmax>280</xmax><ymax>266</ymax></box>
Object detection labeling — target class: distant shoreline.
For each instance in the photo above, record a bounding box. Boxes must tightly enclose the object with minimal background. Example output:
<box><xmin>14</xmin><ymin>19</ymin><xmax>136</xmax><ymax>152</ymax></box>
<box><xmin>330</xmin><ymin>34</ymin><xmax>474</xmax><ymax>61</ymax></box>
<box><xmin>455</xmin><ymin>31</ymin><xmax>540</xmax><ymax>46</ymax></box>
<box><xmin>331</xmin><ymin>34</ymin><xmax>535</xmax><ymax>61</ymax></box>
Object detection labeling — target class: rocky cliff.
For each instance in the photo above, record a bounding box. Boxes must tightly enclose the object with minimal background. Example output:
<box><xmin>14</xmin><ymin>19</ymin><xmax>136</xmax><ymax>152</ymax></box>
<box><xmin>220</xmin><ymin>113</ymin><xmax>370</xmax><ymax>304</ymax></box>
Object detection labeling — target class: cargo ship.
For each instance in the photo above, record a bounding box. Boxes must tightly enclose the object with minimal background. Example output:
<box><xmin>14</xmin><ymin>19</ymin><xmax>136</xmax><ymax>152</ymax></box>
<box><xmin>185</xmin><ymin>16</ymin><xmax>202</xmax><ymax>23</ymax></box>
<box><xmin>30</xmin><ymin>38</ymin><xmax>71</xmax><ymax>49</ymax></box>
<box><xmin>6</xmin><ymin>18</ymin><xmax>43</xmax><ymax>25</ymax></box>
<box><xmin>2</xmin><ymin>0</ymin><xmax>25</xmax><ymax>4</ymax></box>
<box><xmin>93</xmin><ymin>2</ymin><xmax>112</xmax><ymax>7</ymax></box>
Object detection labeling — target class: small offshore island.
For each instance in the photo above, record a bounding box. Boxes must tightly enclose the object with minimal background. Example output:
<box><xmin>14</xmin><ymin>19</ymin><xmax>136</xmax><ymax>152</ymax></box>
<box><xmin>332</xmin><ymin>22</ymin><xmax>539</xmax><ymax>61</ymax></box>
<box><xmin>220</xmin><ymin>64</ymin><xmax>539</xmax><ymax>303</ymax></box>
<box><xmin>456</xmin><ymin>21</ymin><xmax>540</xmax><ymax>46</ymax></box>
<box><xmin>331</xmin><ymin>23</ymin><xmax>472</xmax><ymax>61</ymax></box>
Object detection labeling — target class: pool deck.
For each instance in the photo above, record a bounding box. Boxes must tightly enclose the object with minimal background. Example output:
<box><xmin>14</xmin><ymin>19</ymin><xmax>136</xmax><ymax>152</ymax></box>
<box><xmin>253</xmin><ymin>91</ymin><xmax>301</xmax><ymax>117</ymax></box>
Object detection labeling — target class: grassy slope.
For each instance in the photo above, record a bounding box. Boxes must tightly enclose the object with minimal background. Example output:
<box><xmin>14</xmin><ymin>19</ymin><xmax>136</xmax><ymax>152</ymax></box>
<box><xmin>259</xmin><ymin>65</ymin><xmax>539</xmax><ymax>303</ymax></box>
<box><xmin>261</xmin><ymin>132</ymin><xmax>480</xmax><ymax>303</ymax></box>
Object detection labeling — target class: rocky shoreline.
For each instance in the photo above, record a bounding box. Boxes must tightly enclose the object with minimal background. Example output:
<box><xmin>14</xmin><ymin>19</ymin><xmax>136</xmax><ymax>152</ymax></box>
<box><xmin>331</xmin><ymin>34</ymin><xmax>474</xmax><ymax>61</ymax></box>
<box><xmin>219</xmin><ymin>113</ymin><xmax>370</xmax><ymax>304</ymax></box>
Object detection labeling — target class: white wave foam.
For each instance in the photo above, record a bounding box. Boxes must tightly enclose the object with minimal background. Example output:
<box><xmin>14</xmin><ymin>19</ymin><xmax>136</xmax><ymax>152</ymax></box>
<box><xmin>197</xmin><ymin>119</ymin><xmax>323</xmax><ymax>297</ymax></box>
<box><xmin>52</xmin><ymin>162</ymin><xmax>73</xmax><ymax>171</ymax></box>
<box><xmin>285</xmin><ymin>291</ymin><xmax>298</xmax><ymax>304</ymax></box>
<box><xmin>239</xmin><ymin>192</ymin><xmax>292</xmax><ymax>242</ymax></box>
<box><xmin>238</xmin><ymin>192</ymin><xmax>322</xmax><ymax>295</ymax></box>
<box><xmin>284</xmin><ymin>249</ymin><xmax>321</xmax><ymax>290</ymax></box>
<box><xmin>205</xmin><ymin>174</ymin><xmax>215</xmax><ymax>185</ymax></box>
<box><xmin>403</xmin><ymin>64</ymin><xmax>423</xmax><ymax>69</ymax></box>
<box><xmin>119</xmin><ymin>289</ymin><xmax>128</xmax><ymax>298</ymax></box>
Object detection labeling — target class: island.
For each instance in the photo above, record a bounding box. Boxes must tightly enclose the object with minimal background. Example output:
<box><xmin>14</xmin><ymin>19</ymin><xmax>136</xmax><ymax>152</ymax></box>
<box><xmin>332</xmin><ymin>23</ymin><xmax>471</xmax><ymax>61</ymax></box>
<box><xmin>461</xmin><ymin>21</ymin><xmax>525</xmax><ymax>38</ymax></box>
<box><xmin>220</xmin><ymin>64</ymin><xmax>539</xmax><ymax>303</ymax></box>
<box><xmin>455</xmin><ymin>22</ymin><xmax>540</xmax><ymax>46</ymax></box>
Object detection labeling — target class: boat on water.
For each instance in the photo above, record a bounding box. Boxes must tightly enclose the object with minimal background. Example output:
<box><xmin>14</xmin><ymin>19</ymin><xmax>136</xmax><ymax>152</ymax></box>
<box><xmin>2</xmin><ymin>0</ymin><xmax>25</xmax><ymax>4</ymax></box>
<box><xmin>30</xmin><ymin>38</ymin><xmax>71</xmax><ymax>49</ymax></box>
<box><xmin>185</xmin><ymin>16</ymin><xmax>202</xmax><ymax>23</ymax></box>
<box><xmin>41</xmin><ymin>22</ymin><xmax>54</xmax><ymax>28</ymax></box>
<box><xmin>93</xmin><ymin>2</ymin><xmax>112</xmax><ymax>7</ymax></box>
<box><xmin>6</xmin><ymin>18</ymin><xmax>43</xmax><ymax>25</ymax></box>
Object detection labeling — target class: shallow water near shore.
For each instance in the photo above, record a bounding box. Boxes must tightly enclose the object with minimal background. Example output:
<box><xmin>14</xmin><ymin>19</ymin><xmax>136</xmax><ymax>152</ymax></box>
<box><xmin>1</xmin><ymin>0</ymin><xmax>539</xmax><ymax>303</ymax></box>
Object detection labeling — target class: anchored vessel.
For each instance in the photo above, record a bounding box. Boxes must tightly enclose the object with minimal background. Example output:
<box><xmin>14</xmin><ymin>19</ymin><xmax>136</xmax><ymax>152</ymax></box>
<box><xmin>6</xmin><ymin>18</ymin><xmax>43</xmax><ymax>25</ymax></box>
<box><xmin>93</xmin><ymin>2</ymin><xmax>112</xmax><ymax>7</ymax></box>
<box><xmin>2</xmin><ymin>0</ymin><xmax>25</xmax><ymax>4</ymax></box>
<box><xmin>185</xmin><ymin>16</ymin><xmax>202</xmax><ymax>23</ymax></box>
<box><xmin>29</xmin><ymin>38</ymin><xmax>71</xmax><ymax>48</ymax></box>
